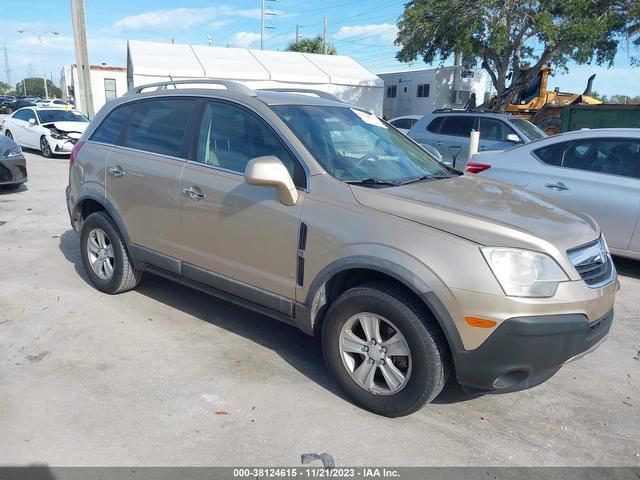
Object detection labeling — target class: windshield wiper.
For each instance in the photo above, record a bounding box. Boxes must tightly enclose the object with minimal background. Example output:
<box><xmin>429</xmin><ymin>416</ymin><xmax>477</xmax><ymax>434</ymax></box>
<box><xmin>345</xmin><ymin>178</ymin><xmax>401</xmax><ymax>187</ymax></box>
<box><xmin>398</xmin><ymin>174</ymin><xmax>452</xmax><ymax>185</ymax></box>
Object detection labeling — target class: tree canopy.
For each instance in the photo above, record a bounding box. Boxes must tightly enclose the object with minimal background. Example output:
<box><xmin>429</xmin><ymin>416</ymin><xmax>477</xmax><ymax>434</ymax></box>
<box><xmin>0</xmin><ymin>81</ymin><xmax>11</xmax><ymax>95</ymax></box>
<box><xmin>395</xmin><ymin>0</ymin><xmax>636</xmax><ymax>110</ymax></box>
<box><xmin>15</xmin><ymin>77</ymin><xmax>62</xmax><ymax>98</ymax></box>
<box><xmin>286</xmin><ymin>36</ymin><xmax>337</xmax><ymax>55</ymax></box>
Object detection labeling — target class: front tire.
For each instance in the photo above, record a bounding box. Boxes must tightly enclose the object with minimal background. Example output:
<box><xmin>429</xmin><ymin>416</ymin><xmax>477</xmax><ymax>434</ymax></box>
<box><xmin>40</xmin><ymin>136</ymin><xmax>53</xmax><ymax>158</ymax></box>
<box><xmin>80</xmin><ymin>211</ymin><xmax>141</xmax><ymax>294</ymax></box>
<box><xmin>322</xmin><ymin>283</ymin><xmax>450</xmax><ymax>417</ymax></box>
<box><xmin>5</xmin><ymin>130</ymin><xmax>13</xmax><ymax>139</ymax></box>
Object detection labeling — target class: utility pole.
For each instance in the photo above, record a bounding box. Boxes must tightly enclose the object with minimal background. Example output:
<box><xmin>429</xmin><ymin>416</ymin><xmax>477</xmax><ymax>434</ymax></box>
<box><xmin>71</xmin><ymin>0</ymin><xmax>94</xmax><ymax>117</ymax></box>
<box><xmin>207</xmin><ymin>35</ymin><xmax>213</xmax><ymax>46</ymax></box>
<box><xmin>3</xmin><ymin>43</ymin><xmax>12</xmax><ymax>87</ymax></box>
<box><xmin>322</xmin><ymin>17</ymin><xmax>328</xmax><ymax>54</ymax></box>
<box><xmin>295</xmin><ymin>24</ymin><xmax>300</xmax><ymax>43</ymax></box>
<box><xmin>17</xmin><ymin>30</ymin><xmax>58</xmax><ymax>98</ymax></box>
<box><xmin>260</xmin><ymin>0</ymin><xmax>276</xmax><ymax>50</ymax></box>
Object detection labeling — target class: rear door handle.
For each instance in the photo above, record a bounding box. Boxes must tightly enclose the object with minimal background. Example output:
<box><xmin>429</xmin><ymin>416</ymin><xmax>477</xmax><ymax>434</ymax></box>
<box><xmin>182</xmin><ymin>187</ymin><xmax>206</xmax><ymax>200</ymax></box>
<box><xmin>545</xmin><ymin>182</ymin><xmax>570</xmax><ymax>191</ymax></box>
<box><xmin>107</xmin><ymin>166</ymin><xmax>125</xmax><ymax>178</ymax></box>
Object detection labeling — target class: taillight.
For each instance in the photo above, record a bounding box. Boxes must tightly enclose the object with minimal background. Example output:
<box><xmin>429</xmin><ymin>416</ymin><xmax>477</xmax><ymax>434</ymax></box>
<box><xmin>70</xmin><ymin>141</ymin><xmax>85</xmax><ymax>168</ymax></box>
<box><xmin>466</xmin><ymin>162</ymin><xmax>491</xmax><ymax>174</ymax></box>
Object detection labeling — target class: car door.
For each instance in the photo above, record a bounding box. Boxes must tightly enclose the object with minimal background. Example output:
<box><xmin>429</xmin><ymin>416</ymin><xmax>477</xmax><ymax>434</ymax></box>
<box><xmin>6</xmin><ymin>110</ymin><xmax>27</xmax><ymax>145</ymax></box>
<box><xmin>21</xmin><ymin>109</ymin><xmax>42</xmax><ymax>148</ymax></box>
<box><xmin>179</xmin><ymin>99</ymin><xmax>305</xmax><ymax>309</ymax></box>
<box><xmin>528</xmin><ymin>138</ymin><xmax>640</xmax><ymax>252</ymax></box>
<box><xmin>105</xmin><ymin>98</ymin><xmax>195</xmax><ymax>260</ymax></box>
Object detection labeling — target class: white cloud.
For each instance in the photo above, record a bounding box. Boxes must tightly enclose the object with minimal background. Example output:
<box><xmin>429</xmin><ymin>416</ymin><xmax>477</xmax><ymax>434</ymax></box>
<box><xmin>16</xmin><ymin>34</ymin><xmax>74</xmax><ymax>51</ymax></box>
<box><xmin>335</xmin><ymin>23</ymin><xmax>397</xmax><ymax>44</ymax></box>
<box><xmin>113</xmin><ymin>7</ymin><xmax>286</xmax><ymax>33</ymax></box>
<box><xmin>231</xmin><ymin>32</ymin><xmax>262</xmax><ymax>48</ymax></box>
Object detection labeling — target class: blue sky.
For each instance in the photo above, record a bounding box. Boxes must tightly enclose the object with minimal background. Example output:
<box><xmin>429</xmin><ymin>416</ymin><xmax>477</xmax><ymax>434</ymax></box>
<box><xmin>1</xmin><ymin>0</ymin><xmax>639</xmax><ymax>96</ymax></box>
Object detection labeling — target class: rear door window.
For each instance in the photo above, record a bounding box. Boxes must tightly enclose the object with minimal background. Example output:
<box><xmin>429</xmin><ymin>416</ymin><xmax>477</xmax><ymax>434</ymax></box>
<box><xmin>123</xmin><ymin>98</ymin><xmax>195</xmax><ymax>158</ymax></box>
<box><xmin>90</xmin><ymin>103</ymin><xmax>137</xmax><ymax>145</ymax></box>
<box><xmin>439</xmin><ymin>116</ymin><xmax>476</xmax><ymax>137</ymax></box>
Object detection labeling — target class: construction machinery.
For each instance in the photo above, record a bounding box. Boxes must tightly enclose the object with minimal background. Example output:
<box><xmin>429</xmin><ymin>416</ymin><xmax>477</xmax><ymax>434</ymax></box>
<box><xmin>505</xmin><ymin>66</ymin><xmax>602</xmax><ymax>134</ymax></box>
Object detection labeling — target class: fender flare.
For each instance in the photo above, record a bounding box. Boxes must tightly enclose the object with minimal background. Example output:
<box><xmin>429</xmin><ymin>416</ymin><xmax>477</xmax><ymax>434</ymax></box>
<box><xmin>297</xmin><ymin>255</ymin><xmax>465</xmax><ymax>359</ymax></box>
<box><xmin>72</xmin><ymin>192</ymin><xmax>132</xmax><ymax>247</ymax></box>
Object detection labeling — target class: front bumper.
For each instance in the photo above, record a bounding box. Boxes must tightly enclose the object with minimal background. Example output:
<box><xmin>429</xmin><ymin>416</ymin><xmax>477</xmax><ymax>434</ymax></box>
<box><xmin>47</xmin><ymin>136</ymin><xmax>78</xmax><ymax>154</ymax></box>
<box><xmin>0</xmin><ymin>156</ymin><xmax>28</xmax><ymax>185</ymax></box>
<box><xmin>454</xmin><ymin>309</ymin><xmax>614</xmax><ymax>392</ymax></box>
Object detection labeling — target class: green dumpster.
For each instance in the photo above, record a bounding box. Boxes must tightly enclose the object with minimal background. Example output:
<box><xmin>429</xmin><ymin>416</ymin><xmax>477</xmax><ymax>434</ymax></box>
<box><xmin>560</xmin><ymin>104</ymin><xmax>640</xmax><ymax>132</ymax></box>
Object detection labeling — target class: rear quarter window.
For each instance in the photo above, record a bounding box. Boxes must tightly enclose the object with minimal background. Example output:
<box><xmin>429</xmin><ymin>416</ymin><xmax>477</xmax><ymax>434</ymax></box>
<box><xmin>90</xmin><ymin>103</ymin><xmax>137</xmax><ymax>145</ymax></box>
<box><xmin>426</xmin><ymin>116</ymin><xmax>443</xmax><ymax>132</ymax></box>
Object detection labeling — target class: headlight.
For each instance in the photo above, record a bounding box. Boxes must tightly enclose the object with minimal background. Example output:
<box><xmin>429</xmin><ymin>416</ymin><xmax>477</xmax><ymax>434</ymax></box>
<box><xmin>481</xmin><ymin>247</ymin><xmax>569</xmax><ymax>297</ymax></box>
<box><xmin>4</xmin><ymin>145</ymin><xmax>22</xmax><ymax>158</ymax></box>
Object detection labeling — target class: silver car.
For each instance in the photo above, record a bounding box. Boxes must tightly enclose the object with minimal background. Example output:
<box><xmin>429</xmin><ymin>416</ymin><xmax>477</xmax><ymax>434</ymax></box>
<box><xmin>408</xmin><ymin>112</ymin><xmax>546</xmax><ymax>168</ymax></box>
<box><xmin>468</xmin><ymin>128</ymin><xmax>640</xmax><ymax>259</ymax></box>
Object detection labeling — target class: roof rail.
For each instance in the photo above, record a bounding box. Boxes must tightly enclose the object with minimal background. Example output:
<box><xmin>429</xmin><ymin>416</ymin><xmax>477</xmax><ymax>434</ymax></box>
<box><xmin>432</xmin><ymin>107</ymin><xmax>494</xmax><ymax>114</ymax></box>
<box><xmin>127</xmin><ymin>79</ymin><xmax>256</xmax><ymax>96</ymax></box>
<box><xmin>257</xmin><ymin>88</ymin><xmax>346</xmax><ymax>103</ymax></box>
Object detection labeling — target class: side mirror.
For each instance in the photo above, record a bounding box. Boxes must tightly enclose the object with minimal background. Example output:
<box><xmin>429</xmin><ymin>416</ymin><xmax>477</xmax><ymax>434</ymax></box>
<box><xmin>244</xmin><ymin>156</ymin><xmax>299</xmax><ymax>206</ymax></box>
<box><xmin>28</xmin><ymin>118</ymin><xmax>36</xmax><ymax>125</ymax></box>
<box><xmin>505</xmin><ymin>133</ymin><xmax>521</xmax><ymax>143</ymax></box>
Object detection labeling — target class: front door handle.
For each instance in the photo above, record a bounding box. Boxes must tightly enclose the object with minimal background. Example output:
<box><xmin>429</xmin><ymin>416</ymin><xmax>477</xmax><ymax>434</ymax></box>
<box><xmin>107</xmin><ymin>166</ymin><xmax>125</xmax><ymax>178</ymax></box>
<box><xmin>433</xmin><ymin>141</ymin><xmax>444</xmax><ymax>146</ymax></box>
<box><xmin>544</xmin><ymin>182</ymin><xmax>570</xmax><ymax>191</ymax></box>
<box><xmin>182</xmin><ymin>187</ymin><xmax>206</xmax><ymax>200</ymax></box>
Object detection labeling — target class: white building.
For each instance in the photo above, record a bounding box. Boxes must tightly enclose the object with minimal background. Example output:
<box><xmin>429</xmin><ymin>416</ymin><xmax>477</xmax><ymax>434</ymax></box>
<box><xmin>60</xmin><ymin>64</ymin><xmax>128</xmax><ymax>115</ymax></box>
<box><xmin>126</xmin><ymin>40</ymin><xmax>384</xmax><ymax>116</ymax></box>
<box><xmin>378</xmin><ymin>67</ymin><xmax>488</xmax><ymax>118</ymax></box>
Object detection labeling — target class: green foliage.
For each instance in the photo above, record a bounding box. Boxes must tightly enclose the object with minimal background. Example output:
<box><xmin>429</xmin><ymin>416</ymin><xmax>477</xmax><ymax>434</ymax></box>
<box><xmin>15</xmin><ymin>77</ymin><xmax>62</xmax><ymax>98</ymax></box>
<box><xmin>395</xmin><ymin>0</ymin><xmax>635</xmax><ymax>110</ymax></box>
<box><xmin>0</xmin><ymin>81</ymin><xmax>11</xmax><ymax>94</ymax></box>
<box><xmin>286</xmin><ymin>36</ymin><xmax>337</xmax><ymax>55</ymax></box>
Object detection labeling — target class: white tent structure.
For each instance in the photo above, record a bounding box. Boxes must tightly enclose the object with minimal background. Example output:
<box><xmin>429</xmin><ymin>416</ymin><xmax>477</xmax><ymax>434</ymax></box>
<box><xmin>127</xmin><ymin>40</ymin><xmax>384</xmax><ymax>115</ymax></box>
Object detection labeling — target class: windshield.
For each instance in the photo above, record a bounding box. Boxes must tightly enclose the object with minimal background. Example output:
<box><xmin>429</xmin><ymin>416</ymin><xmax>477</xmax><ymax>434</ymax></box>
<box><xmin>37</xmin><ymin>109</ymin><xmax>89</xmax><ymax>124</ymax></box>
<box><xmin>272</xmin><ymin>105</ymin><xmax>451</xmax><ymax>185</ymax></box>
<box><xmin>509</xmin><ymin>117</ymin><xmax>546</xmax><ymax>141</ymax></box>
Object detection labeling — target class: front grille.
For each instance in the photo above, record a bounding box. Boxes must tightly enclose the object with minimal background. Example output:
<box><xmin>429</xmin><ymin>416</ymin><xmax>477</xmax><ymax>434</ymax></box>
<box><xmin>567</xmin><ymin>237</ymin><xmax>613</xmax><ymax>287</ymax></box>
<box><xmin>0</xmin><ymin>163</ymin><xmax>12</xmax><ymax>182</ymax></box>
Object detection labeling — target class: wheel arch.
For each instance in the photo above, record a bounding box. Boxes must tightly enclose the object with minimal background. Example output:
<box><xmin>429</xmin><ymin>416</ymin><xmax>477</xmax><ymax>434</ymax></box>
<box><xmin>71</xmin><ymin>193</ymin><xmax>131</xmax><ymax>247</ymax></box>
<box><xmin>296</xmin><ymin>256</ymin><xmax>464</xmax><ymax>364</ymax></box>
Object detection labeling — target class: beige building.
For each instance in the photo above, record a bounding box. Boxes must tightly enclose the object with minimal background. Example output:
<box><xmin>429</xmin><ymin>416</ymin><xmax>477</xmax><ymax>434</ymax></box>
<box><xmin>60</xmin><ymin>64</ymin><xmax>128</xmax><ymax>116</ymax></box>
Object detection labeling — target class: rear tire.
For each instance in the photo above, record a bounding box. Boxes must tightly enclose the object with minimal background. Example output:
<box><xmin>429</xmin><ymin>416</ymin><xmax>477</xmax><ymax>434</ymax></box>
<box><xmin>80</xmin><ymin>211</ymin><xmax>141</xmax><ymax>294</ymax></box>
<box><xmin>322</xmin><ymin>282</ymin><xmax>450</xmax><ymax>417</ymax></box>
<box><xmin>537</xmin><ymin>116</ymin><xmax>561</xmax><ymax>135</ymax></box>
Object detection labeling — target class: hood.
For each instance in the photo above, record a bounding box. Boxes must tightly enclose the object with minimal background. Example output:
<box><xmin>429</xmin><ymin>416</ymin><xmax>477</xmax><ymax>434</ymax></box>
<box><xmin>350</xmin><ymin>175</ymin><xmax>599</xmax><ymax>253</ymax></box>
<box><xmin>43</xmin><ymin>121</ymin><xmax>89</xmax><ymax>138</ymax></box>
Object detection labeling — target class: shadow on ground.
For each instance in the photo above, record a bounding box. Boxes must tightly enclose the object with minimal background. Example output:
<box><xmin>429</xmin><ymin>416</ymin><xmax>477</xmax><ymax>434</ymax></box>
<box><xmin>612</xmin><ymin>255</ymin><xmax>640</xmax><ymax>280</ymax></box>
<box><xmin>58</xmin><ymin>227</ymin><xmax>488</xmax><ymax>407</ymax></box>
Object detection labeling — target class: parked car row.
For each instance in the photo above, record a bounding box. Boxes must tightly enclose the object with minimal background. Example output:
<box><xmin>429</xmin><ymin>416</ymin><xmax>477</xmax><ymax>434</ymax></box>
<box><xmin>1</xmin><ymin>96</ymin><xmax>70</xmax><ymax>114</ymax></box>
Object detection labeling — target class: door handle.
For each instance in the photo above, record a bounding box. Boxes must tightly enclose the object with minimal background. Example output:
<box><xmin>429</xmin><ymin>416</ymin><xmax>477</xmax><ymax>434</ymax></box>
<box><xmin>545</xmin><ymin>182</ymin><xmax>569</xmax><ymax>191</ymax></box>
<box><xmin>182</xmin><ymin>187</ymin><xmax>206</xmax><ymax>200</ymax></box>
<box><xmin>433</xmin><ymin>141</ymin><xmax>443</xmax><ymax>146</ymax></box>
<box><xmin>107</xmin><ymin>166</ymin><xmax>125</xmax><ymax>178</ymax></box>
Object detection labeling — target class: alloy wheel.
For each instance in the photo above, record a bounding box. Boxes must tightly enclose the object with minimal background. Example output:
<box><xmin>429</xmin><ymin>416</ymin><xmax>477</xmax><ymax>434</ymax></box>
<box><xmin>40</xmin><ymin>138</ymin><xmax>52</xmax><ymax>157</ymax></box>
<box><xmin>86</xmin><ymin>228</ymin><xmax>115</xmax><ymax>280</ymax></box>
<box><xmin>339</xmin><ymin>312</ymin><xmax>412</xmax><ymax>395</ymax></box>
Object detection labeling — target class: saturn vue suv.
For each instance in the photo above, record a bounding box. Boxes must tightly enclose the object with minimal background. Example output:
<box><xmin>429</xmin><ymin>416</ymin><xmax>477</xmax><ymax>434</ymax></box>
<box><xmin>66</xmin><ymin>80</ymin><xmax>617</xmax><ymax>417</ymax></box>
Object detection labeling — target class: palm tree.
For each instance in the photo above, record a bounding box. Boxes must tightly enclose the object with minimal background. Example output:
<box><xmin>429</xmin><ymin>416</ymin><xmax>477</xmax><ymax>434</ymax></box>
<box><xmin>286</xmin><ymin>36</ymin><xmax>336</xmax><ymax>55</ymax></box>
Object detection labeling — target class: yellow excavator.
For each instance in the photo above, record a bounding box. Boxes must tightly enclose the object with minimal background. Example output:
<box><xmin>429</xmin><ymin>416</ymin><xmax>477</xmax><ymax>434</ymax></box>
<box><xmin>505</xmin><ymin>66</ymin><xmax>601</xmax><ymax>134</ymax></box>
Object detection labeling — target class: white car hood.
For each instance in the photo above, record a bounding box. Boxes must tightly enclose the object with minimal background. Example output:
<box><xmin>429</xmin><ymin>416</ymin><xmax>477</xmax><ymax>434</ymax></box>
<box><xmin>44</xmin><ymin>121</ymin><xmax>88</xmax><ymax>138</ymax></box>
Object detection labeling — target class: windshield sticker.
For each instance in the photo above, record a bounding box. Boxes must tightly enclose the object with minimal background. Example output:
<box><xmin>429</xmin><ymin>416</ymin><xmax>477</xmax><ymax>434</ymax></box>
<box><xmin>351</xmin><ymin>109</ymin><xmax>387</xmax><ymax>129</ymax></box>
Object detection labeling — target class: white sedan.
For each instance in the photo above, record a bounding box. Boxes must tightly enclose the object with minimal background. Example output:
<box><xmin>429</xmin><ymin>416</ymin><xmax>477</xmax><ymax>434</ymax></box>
<box><xmin>467</xmin><ymin>128</ymin><xmax>640</xmax><ymax>259</ymax></box>
<box><xmin>35</xmin><ymin>99</ymin><xmax>71</xmax><ymax>108</ymax></box>
<box><xmin>2</xmin><ymin>106</ymin><xmax>89</xmax><ymax>158</ymax></box>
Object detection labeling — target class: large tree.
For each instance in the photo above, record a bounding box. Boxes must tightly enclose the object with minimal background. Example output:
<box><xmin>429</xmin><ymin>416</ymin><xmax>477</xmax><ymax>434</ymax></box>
<box><xmin>15</xmin><ymin>77</ymin><xmax>62</xmax><ymax>98</ymax></box>
<box><xmin>395</xmin><ymin>0</ymin><xmax>635</xmax><ymax>110</ymax></box>
<box><xmin>0</xmin><ymin>81</ymin><xmax>11</xmax><ymax>95</ymax></box>
<box><xmin>286</xmin><ymin>36</ymin><xmax>337</xmax><ymax>55</ymax></box>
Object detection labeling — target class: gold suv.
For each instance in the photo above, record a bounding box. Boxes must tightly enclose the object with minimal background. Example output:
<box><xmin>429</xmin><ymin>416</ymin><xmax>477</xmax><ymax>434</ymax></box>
<box><xmin>66</xmin><ymin>80</ymin><xmax>616</xmax><ymax>417</ymax></box>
